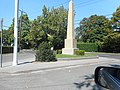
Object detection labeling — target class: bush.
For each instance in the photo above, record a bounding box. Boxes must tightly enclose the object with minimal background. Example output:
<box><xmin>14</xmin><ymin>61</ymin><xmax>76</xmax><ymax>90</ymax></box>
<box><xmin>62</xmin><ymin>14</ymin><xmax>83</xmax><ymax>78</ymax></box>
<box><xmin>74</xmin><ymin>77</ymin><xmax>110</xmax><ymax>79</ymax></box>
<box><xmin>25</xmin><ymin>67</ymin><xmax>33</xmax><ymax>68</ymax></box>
<box><xmin>77</xmin><ymin>43</ymin><xmax>98</xmax><ymax>52</ymax></box>
<box><xmin>57</xmin><ymin>49</ymin><xmax>62</xmax><ymax>54</ymax></box>
<box><xmin>75</xmin><ymin>50</ymin><xmax>85</xmax><ymax>55</ymax></box>
<box><xmin>35</xmin><ymin>42</ymin><xmax>57</xmax><ymax>62</ymax></box>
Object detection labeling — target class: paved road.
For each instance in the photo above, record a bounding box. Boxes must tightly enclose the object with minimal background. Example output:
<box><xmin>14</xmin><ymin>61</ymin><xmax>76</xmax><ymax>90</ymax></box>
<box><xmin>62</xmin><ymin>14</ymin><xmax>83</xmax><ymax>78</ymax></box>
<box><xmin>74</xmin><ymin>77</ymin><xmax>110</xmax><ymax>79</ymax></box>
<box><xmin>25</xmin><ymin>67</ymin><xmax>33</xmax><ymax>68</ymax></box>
<box><xmin>0</xmin><ymin>59</ymin><xmax>119</xmax><ymax>90</ymax></box>
<box><xmin>2</xmin><ymin>50</ymin><xmax>35</xmax><ymax>63</ymax></box>
<box><xmin>0</xmin><ymin>51</ymin><xmax>119</xmax><ymax>90</ymax></box>
<box><xmin>98</xmin><ymin>54</ymin><xmax>120</xmax><ymax>59</ymax></box>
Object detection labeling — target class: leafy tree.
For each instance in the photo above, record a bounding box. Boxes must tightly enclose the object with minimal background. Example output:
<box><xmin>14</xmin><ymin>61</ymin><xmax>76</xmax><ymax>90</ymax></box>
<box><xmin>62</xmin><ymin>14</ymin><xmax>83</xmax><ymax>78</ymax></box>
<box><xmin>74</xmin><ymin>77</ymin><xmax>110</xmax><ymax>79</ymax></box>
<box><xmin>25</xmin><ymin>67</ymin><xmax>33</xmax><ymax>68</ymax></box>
<box><xmin>19</xmin><ymin>14</ymin><xmax>31</xmax><ymax>49</ymax></box>
<box><xmin>47</xmin><ymin>6</ymin><xmax>68</xmax><ymax>50</ymax></box>
<box><xmin>2</xmin><ymin>30</ymin><xmax>10</xmax><ymax>45</ymax></box>
<box><xmin>3</xmin><ymin>14</ymin><xmax>31</xmax><ymax>48</ymax></box>
<box><xmin>4</xmin><ymin>19</ymin><xmax>14</xmax><ymax>46</ymax></box>
<box><xmin>29</xmin><ymin>5</ymin><xmax>68</xmax><ymax>49</ymax></box>
<box><xmin>29</xmin><ymin>17</ymin><xmax>47</xmax><ymax>48</ymax></box>
<box><xmin>111</xmin><ymin>6</ymin><xmax>120</xmax><ymax>30</ymax></box>
<box><xmin>76</xmin><ymin>15</ymin><xmax>113</xmax><ymax>43</ymax></box>
<box><xmin>102</xmin><ymin>33</ymin><xmax>120</xmax><ymax>53</ymax></box>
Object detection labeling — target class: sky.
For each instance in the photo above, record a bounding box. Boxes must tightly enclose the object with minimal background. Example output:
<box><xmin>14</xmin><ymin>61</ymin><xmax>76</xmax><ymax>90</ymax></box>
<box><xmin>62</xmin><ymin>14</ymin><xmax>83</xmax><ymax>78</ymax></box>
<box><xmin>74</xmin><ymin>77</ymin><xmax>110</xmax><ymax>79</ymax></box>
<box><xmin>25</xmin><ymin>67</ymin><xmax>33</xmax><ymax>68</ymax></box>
<box><xmin>0</xmin><ymin>0</ymin><xmax>120</xmax><ymax>29</ymax></box>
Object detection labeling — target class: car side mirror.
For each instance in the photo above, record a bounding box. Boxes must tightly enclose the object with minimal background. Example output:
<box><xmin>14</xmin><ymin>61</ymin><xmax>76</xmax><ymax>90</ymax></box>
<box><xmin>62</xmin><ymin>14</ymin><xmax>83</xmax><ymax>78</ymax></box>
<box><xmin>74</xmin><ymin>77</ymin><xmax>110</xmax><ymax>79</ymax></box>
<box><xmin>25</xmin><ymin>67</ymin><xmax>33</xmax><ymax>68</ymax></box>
<box><xmin>94</xmin><ymin>66</ymin><xmax>120</xmax><ymax>89</ymax></box>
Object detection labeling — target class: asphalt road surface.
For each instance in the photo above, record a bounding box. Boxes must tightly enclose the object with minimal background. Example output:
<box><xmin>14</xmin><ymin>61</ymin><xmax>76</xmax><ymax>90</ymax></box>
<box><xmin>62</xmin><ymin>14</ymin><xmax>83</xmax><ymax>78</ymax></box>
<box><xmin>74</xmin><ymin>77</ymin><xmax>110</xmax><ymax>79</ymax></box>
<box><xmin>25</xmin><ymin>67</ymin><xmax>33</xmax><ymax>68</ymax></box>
<box><xmin>2</xmin><ymin>50</ymin><xmax>35</xmax><ymax>63</ymax></box>
<box><xmin>0</xmin><ymin>61</ymin><xmax>119</xmax><ymax>90</ymax></box>
<box><xmin>0</xmin><ymin>50</ymin><xmax>119</xmax><ymax>90</ymax></box>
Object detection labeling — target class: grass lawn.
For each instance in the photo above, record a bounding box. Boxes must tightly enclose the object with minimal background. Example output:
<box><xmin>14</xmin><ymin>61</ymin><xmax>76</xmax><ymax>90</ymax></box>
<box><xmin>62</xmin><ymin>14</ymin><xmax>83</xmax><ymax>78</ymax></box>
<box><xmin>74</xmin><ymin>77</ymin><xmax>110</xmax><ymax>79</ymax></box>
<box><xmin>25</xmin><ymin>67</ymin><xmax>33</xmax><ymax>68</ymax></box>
<box><xmin>56</xmin><ymin>52</ymin><xmax>97</xmax><ymax>58</ymax></box>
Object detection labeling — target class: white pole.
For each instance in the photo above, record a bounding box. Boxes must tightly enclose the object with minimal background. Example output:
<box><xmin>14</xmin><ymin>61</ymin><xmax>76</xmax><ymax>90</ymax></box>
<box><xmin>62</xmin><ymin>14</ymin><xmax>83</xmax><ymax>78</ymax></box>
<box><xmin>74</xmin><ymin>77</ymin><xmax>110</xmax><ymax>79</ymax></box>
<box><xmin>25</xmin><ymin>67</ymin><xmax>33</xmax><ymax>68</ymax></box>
<box><xmin>13</xmin><ymin>0</ymin><xmax>19</xmax><ymax>66</ymax></box>
<box><xmin>0</xmin><ymin>18</ymin><xmax>3</xmax><ymax>68</ymax></box>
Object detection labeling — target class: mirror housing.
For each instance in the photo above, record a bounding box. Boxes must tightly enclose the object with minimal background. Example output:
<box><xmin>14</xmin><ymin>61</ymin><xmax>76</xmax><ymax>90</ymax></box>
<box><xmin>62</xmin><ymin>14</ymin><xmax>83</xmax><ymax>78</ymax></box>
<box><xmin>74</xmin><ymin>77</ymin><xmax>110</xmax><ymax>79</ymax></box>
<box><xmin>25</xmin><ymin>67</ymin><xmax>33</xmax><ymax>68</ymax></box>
<box><xmin>94</xmin><ymin>66</ymin><xmax>120</xmax><ymax>89</ymax></box>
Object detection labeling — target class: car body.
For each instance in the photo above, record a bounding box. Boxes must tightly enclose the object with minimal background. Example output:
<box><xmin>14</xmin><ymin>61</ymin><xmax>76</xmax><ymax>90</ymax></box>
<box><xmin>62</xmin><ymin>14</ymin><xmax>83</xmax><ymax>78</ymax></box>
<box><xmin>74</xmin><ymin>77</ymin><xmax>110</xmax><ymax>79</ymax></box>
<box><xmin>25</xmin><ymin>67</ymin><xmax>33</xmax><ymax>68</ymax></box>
<box><xmin>94</xmin><ymin>66</ymin><xmax>120</xmax><ymax>90</ymax></box>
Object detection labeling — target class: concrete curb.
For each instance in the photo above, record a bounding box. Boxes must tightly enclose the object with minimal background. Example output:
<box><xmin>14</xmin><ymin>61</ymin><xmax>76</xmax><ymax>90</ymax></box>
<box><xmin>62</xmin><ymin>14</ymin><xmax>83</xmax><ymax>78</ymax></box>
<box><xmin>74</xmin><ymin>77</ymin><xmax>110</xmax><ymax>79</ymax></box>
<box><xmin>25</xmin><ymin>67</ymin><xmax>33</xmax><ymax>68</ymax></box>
<box><xmin>14</xmin><ymin>60</ymin><xmax>99</xmax><ymax>74</ymax></box>
<box><xmin>0</xmin><ymin>57</ymin><xmax>100</xmax><ymax>74</ymax></box>
<box><xmin>57</xmin><ymin>56</ymin><xmax>99</xmax><ymax>61</ymax></box>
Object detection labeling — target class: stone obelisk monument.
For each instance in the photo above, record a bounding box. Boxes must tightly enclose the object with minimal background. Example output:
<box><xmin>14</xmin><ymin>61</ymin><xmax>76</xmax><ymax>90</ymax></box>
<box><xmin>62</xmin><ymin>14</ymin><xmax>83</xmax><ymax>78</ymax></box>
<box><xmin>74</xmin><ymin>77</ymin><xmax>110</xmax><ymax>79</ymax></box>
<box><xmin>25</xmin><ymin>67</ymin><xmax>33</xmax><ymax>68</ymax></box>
<box><xmin>62</xmin><ymin>0</ymin><xmax>78</xmax><ymax>55</ymax></box>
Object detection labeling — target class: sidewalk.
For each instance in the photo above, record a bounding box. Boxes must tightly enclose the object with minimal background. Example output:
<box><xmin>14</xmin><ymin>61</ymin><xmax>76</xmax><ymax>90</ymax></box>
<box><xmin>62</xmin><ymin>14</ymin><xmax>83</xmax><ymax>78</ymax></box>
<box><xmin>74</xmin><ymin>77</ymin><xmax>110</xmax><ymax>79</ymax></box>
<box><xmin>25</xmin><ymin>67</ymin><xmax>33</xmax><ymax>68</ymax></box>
<box><xmin>0</xmin><ymin>56</ymin><xmax>118</xmax><ymax>74</ymax></box>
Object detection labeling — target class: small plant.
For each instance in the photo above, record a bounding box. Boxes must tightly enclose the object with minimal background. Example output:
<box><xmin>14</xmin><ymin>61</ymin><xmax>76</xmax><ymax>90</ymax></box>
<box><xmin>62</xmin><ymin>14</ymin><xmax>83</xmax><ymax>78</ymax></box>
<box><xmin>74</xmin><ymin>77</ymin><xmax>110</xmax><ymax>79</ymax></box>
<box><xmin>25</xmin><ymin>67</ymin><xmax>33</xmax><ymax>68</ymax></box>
<box><xmin>57</xmin><ymin>49</ymin><xmax>62</xmax><ymax>54</ymax></box>
<box><xmin>35</xmin><ymin>42</ymin><xmax>57</xmax><ymax>62</ymax></box>
<box><xmin>75</xmin><ymin>50</ymin><xmax>85</xmax><ymax>55</ymax></box>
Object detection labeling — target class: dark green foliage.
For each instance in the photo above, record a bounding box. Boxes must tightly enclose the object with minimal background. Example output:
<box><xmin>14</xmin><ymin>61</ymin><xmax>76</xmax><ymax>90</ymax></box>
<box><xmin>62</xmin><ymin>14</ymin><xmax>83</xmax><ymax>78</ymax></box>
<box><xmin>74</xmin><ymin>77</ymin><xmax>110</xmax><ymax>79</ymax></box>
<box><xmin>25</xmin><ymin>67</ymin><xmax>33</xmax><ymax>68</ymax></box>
<box><xmin>77</xmin><ymin>43</ymin><xmax>98</xmax><ymax>52</ymax></box>
<box><xmin>75</xmin><ymin>50</ymin><xmax>85</xmax><ymax>55</ymax></box>
<box><xmin>111</xmin><ymin>6</ymin><xmax>120</xmax><ymax>29</ymax></box>
<box><xmin>35</xmin><ymin>42</ymin><xmax>57</xmax><ymax>62</ymax></box>
<box><xmin>96</xmin><ymin>42</ymin><xmax>103</xmax><ymax>52</ymax></box>
<box><xmin>2</xmin><ymin>46</ymin><xmax>13</xmax><ymax>54</ymax></box>
<box><xmin>76</xmin><ymin>15</ymin><xmax>113</xmax><ymax>43</ymax></box>
<box><xmin>101</xmin><ymin>33</ymin><xmax>120</xmax><ymax>53</ymax></box>
<box><xmin>29</xmin><ymin>5</ymin><xmax>67</xmax><ymax>49</ymax></box>
<box><xmin>57</xmin><ymin>49</ymin><xmax>62</xmax><ymax>54</ymax></box>
<box><xmin>0</xmin><ymin>46</ymin><xmax>19</xmax><ymax>54</ymax></box>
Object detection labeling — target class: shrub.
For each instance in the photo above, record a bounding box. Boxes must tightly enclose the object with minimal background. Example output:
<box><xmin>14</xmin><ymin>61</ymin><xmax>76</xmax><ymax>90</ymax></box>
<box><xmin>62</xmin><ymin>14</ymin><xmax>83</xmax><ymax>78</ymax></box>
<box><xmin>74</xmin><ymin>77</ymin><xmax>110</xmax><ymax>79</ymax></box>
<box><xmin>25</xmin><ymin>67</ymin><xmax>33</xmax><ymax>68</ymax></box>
<box><xmin>57</xmin><ymin>49</ymin><xmax>62</xmax><ymax>54</ymax></box>
<box><xmin>77</xmin><ymin>43</ymin><xmax>98</xmax><ymax>52</ymax></box>
<box><xmin>75</xmin><ymin>50</ymin><xmax>85</xmax><ymax>55</ymax></box>
<box><xmin>35</xmin><ymin>42</ymin><xmax>57</xmax><ymax>62</ymax></box>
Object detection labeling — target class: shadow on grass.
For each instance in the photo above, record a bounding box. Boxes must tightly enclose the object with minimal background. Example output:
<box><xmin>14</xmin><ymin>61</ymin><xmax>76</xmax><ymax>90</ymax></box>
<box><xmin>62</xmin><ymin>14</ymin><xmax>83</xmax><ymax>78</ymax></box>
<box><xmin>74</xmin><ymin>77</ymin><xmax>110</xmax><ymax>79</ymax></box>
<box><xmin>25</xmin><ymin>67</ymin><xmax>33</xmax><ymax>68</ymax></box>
<box><xmin>74</xmin><ymin>74</ymin><xmax>102</xmax><ymax>90</ymax></box>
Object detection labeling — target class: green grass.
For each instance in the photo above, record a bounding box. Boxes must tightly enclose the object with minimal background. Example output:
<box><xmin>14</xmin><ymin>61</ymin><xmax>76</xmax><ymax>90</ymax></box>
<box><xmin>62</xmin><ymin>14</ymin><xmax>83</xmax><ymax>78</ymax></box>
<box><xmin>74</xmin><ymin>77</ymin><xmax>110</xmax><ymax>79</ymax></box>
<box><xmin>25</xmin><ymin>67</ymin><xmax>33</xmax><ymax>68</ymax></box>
<box><xmin>56</xmin><ymin>53</ymin><xmax>97</xmax><ymax>58</ymax></box>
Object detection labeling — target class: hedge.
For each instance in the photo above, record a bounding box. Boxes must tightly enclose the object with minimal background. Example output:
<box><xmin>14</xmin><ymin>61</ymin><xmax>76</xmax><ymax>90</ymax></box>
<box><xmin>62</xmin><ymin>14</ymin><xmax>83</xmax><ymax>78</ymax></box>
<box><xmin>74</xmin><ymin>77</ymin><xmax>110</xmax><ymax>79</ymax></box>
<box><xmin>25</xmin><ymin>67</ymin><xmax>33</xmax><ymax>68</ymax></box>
<box><xmin>0</xmin><ymin>46</ymin><xmax>19</xmax><ymax>54</ymax></box>
<box><xmin>77</xmin><ymin>43</ymin><xmax>98</xmax><ymax>52</ymax></box>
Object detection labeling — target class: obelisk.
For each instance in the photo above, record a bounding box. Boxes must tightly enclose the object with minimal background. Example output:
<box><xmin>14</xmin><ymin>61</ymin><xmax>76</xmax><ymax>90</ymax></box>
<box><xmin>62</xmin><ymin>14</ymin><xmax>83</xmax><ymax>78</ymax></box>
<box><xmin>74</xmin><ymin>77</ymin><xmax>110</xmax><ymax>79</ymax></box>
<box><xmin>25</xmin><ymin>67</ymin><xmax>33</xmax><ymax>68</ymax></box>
<box><xmin>62</xmin><ymin>0</ymin><xmax>78</xmax><ymax>55</ymax></box>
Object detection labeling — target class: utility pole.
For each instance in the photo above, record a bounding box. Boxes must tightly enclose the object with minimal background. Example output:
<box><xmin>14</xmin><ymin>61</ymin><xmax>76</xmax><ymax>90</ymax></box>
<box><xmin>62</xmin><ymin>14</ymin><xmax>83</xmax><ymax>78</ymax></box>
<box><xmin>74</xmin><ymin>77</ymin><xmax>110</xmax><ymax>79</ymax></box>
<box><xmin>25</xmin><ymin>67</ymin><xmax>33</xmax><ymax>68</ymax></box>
<box><xmin>0</xmin><ymin>18</ymin><xmax>3</xmax><ymax>68</ymax></box>
<box><xmin>19</xmin><ymin>10</ymin><xmax>23</xmax><ymax>51</ymax></box>
<box><xmin>19</xmin><ymin>9</ymin><xmax>27</xmax><ymax>51</ymax></box>
<box><xmin>13</xmin><ymin>0</ymin><xmax>19</xmax><ymax>66</ymax></box>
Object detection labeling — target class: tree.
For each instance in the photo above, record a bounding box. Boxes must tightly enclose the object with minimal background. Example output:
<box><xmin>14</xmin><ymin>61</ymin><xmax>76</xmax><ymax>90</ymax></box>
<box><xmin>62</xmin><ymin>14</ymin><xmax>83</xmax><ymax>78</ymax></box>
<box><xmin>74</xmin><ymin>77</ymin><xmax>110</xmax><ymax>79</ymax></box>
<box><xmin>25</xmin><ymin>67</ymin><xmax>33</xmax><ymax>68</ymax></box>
<box><xmin>6</xmin><ymin>5</ymin><xmax>68</xmax><ymax>49</ymax></box>
<box><xmin>3</xmin><ymin>14</ymin><xmax>31</xmax><ymax>48</ymax></box>
<box><xmin>19</xmin><ymin>14</ymin><xmax>31</xmax><ymax>49</ymax></box>
<box><xmin>29</xmin><ymin>5</ymin><xmax>68</xmax><ymax>49</ymax></box>
<box><xmin>102</xmin><ymin>33</ymin><xmax>120</xmax><ymax>53</ymax></box>
<box><xmin>5</xmin><ymin>19</ymin><xmax>14</xmax><ymax>46</ymax></box>
<box><xmin>29</xmin><ymin>17</ymin><xmax>47</xmax><ymax>48</ymax></box>
<box><xmin>111</xmin><ymin>6</ymin><xmax>120</xmax><ymax>30</ymax></box>
<box><xmin>47</xmin><ymin>6</ymin><xmax>68</xmax><ymax>50</ymax></box>
<box><xmin>75</xmin><ymin>15</ymin><xmax>113</xmax><ymax>43</ymax></box>
<box><xmin>2</xmin><ymin>30</ymin><xmax>10</xmax><ymax>45</ymax></box>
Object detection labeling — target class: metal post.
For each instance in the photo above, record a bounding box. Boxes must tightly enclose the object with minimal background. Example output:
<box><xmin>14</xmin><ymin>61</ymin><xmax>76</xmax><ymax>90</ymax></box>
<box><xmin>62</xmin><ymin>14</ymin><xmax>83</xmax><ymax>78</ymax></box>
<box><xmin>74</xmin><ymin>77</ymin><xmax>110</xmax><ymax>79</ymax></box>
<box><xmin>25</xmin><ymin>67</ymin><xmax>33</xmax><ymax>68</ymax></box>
<box><xmin>0</xmin><ymin>18</ymin><xmax>3</xmax><ymax>68</ymax></box>
<box><xmin>13</xmin><ymin>0</ymin><xmax>19</xmax><ymax>66</ymax></box>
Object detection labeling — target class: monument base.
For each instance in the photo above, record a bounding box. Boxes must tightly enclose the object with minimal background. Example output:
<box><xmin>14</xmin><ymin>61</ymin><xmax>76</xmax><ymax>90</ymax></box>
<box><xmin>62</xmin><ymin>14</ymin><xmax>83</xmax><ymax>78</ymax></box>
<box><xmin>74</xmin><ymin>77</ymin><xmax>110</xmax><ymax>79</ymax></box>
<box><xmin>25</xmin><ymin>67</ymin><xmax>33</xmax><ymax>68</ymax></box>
<box><xmin>62</xmin><ymin>48</ymin><xmax>79</xmax><ymax>55</ymax></box>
